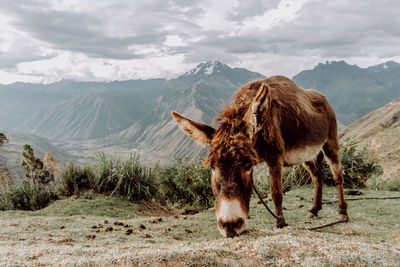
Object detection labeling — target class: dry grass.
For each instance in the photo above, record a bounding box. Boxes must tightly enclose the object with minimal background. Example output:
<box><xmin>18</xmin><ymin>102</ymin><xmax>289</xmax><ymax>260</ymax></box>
<box><xmin>0</xmin><ymin>186</ymin><xmax>399</xmax><ymax>266</ymax></box>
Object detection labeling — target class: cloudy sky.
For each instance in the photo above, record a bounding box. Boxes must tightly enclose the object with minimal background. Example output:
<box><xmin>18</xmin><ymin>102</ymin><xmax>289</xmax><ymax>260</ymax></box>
<box><xmin>0</xmin><ymin>0</ymin><xmax>399</xmax><ymax>84</ymax></box>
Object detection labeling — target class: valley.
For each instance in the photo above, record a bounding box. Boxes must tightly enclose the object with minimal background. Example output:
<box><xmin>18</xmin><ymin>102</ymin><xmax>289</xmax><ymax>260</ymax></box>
<box><xmin>1</xmin><ymin>60</ymin><xmax>400</xmax><ymax>179</ymax></box>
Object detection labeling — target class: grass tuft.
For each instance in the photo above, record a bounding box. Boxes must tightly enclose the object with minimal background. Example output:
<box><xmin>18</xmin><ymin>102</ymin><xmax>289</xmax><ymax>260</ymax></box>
<box><xmin>155</xmin><ymin>158</ymin><xmax>213</xmax><ymax>208</ymax></box>
<box><xmin>93</xmin><ymin>152</ymin><xmax>158</xmax><ymax>201</ymax></box>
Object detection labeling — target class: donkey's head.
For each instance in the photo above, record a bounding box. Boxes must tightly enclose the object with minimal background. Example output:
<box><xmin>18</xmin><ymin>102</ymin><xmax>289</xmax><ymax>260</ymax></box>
<box><xmin>171</xmin><ymin>83</ymin><xmax>270</xmax><ymax>237</ymax></box>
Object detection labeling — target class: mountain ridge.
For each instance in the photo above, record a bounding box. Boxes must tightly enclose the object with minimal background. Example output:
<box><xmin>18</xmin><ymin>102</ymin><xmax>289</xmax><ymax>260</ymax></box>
<box><xmin>1</xmin><ymin>60</ymin><xmax>400</xmax><ymax>163</ymax></box>
<box><xmin>293</xmin><ymin>60</ymin><xmax>400</xmax><ymax>125</ymax></box>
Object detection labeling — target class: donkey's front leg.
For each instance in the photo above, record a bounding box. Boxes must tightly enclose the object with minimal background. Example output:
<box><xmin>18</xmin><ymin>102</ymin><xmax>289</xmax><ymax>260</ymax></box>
<box><xmin>269</xmin><ymin>165</ymin><xmax>288</xmax><ymax>228</ymax></box>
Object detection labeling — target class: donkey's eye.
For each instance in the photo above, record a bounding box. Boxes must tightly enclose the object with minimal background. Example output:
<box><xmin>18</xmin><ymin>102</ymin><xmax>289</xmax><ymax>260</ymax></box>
<box><xmin>236</xmin><ymin>218</ymin><xmax>244</xmax><ymax>228</ymax></box>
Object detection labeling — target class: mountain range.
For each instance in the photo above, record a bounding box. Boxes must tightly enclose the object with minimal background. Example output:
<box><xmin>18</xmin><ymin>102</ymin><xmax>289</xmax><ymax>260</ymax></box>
<box><xmin>293</xmin><ymin>60</ymin><xmax>400</xmax><ymax>125</ymax></box>
<box><xmin>1</xmin><ymin>60</ymin><xmax>400</xmax><ymax>167</ymax></box>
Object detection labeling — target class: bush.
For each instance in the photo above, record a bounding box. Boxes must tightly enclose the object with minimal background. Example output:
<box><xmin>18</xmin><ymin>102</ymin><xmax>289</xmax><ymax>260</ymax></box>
<box><xmin>281</xmin><ymin>139</ymin><xmax>383</xmax><ymax>190</ymax></box>
<box><xmin>0</xmin><ymin>182</ymin><xmax>57</xmax><ymax>211</ymax></box>
<box><xmin>367</xmin><ymin>175</ymin><xmax>400</xmax><ymax>191</ymax></box>
<box><xmin>93</xmin><ymin>152</ymin><xmax>157</xmax><ymax>201</ymax></box>
<box><xmin>155</xmin><ymin>158</ymin><xmax>213</xmax><ymax>208</ymax></box>
<box><xmin>59</xmin><ymin>161</ymin><xmax>95</xmax><ymax>196</ymax></box>
<box><xmin>336</xmin><ymin>140</ymin><xmax>382</xmax><ymax>188</ymax></box>
<box><xmin>281</xmin><ymin>164</ymin><xmax>313</xmax><ymax>192</ymax></box>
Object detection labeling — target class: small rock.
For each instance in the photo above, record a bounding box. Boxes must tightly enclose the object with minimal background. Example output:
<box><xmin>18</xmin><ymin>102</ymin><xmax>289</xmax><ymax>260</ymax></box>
<box><xmin>167</xmin><ymin>228</ymin><xmax>171</xmax><ymax>231</ymax></box>
<box><xmin>91</xmin><ymin>225</ymin><xmax>98</xmax><ymax>229</ymax></box>
<box><xmin>185</xmin><ymin>229</ymin><xmax>193</xmax><ymax>234</ymax></box>
<box><xmin>151</xmin><ymin>217</ymin><xmax>163</xmax><ymax>224</ymax></box>
<box><xmin>97</xmin><ymin>224</ymin><xmax>103</xmax><ymax>228</ymax></box>
<box><xmin>139</xmin><ymin>224</ymin><xmax>146</xmax><ymax>230</ymax></box>
<box><xmin>144</xmin><ymin>233</ymin><xmax>152</xmax><ymax>238</ymax></box>
<box><xmin>114</xmin><ymin>221</ymin><xmax>124</xmax><ymax>226</ymax></box>
<box><xmin>105</xmin><ymin>227</ymin><xmax>113</xmax><ymax>232</ymax></box>
<box><xmin>81</xmin><ymin>216</ymin><xmax>86</xmax><ymax>219</ymax></box>
<box><xmin>344</xmin><ymin>190</ymin><xmax>363</xmax><ymax>195</ymax></box>
<box><xmin>95</xmin><ymin>229</ymin><xmax>100</xmax><ymax>233</ymax></box>
<box><xmin>86</xmin><ymin>234</ymin><xmax>96</xmax><ymax>240</ymax></box>
<box><xmin>181</xmin><ymin>209</ymin><xmax>200</xmax><ymax>215</ymax></box>
<box><xmin>104</xmin><ymin>220</ymin><xmax>109</xmax><ymax>224</ymax></box>
<box><xmin>60</xmin><ymin>226</ymin><xmax>65</xmax><ymax>229</ymax></box>
<box><xmin>174</xmin><ymin>215</ymin><xmax>179</xmax><ymax>219</ymax></box>
<box><xmin>173</xmin><ymin>236</ymin><xmax>182</xmax><ymax>240</ymax></box>
<box><xmin>124</xmin><ymin>224</ymin><xmax>130</xmax><ymax>228</ymax></box>
<box><xmin>298</xmin><ymin>205</ymin><xmax>304</xmax><ymax>208</ymax></box>
<box><xmin>125</xmin><ymin>229</ymin><xmax>133</xmax><ymax>235</ymax></box>
<box><xmin>58</xmin><ymin>238</ymin><xmax>74</xmax><ymax>243</ymax></box>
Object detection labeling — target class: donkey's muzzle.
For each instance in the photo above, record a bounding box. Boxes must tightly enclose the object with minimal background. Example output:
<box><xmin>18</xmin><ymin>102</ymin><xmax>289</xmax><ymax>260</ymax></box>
<box><xmin>218</xmin><ymin>217</ymin><xmax>245</xmax><ymax>238</ymax></box>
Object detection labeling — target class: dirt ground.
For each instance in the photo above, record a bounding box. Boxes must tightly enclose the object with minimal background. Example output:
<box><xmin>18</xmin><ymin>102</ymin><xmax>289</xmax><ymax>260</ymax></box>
<box><xmin>0</xmin><ymin>187</ymin><xmax>399</xmax><ymax>266</ymax></box>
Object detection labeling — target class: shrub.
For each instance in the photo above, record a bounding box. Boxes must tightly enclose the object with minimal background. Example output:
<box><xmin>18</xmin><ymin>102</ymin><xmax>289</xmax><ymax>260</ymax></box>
<box><xmin>0</xmin><ymin>182</ymin><xmax>57</xmax><ymax>211</ymax></box>
<box><xmin>367</xmin><ymin>175</ymin><xmax>400</xmax><ymax>191</ymax></box>
<box><xmin>59</xmin><ymin>161</ymin><xmax>95</xmax><ymax>196</ymax></box>
<box><xmin>281</xmin><ymin>164</ymin><xmax>314</xmax><ymax>192</ymax></box>
<box><xmin>155</xmin><ymin>158</ymin><xmax>213</xmax><ymax>208</ymax></box>
<box><xmin>93</xmin><ymin>152</ymin><xmax>157</xmax><ymax>201</ymax></box>
<box><xmin>280</xmin><ymin>139</ymin><xmax>383</xmax><ymax>190</ymax></box>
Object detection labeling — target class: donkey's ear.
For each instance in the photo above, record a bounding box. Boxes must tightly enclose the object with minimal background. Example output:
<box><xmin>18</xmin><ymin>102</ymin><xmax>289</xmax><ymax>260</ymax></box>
<box><xmin>171</xmin><ymin>112</ymin><xmax>215</xmax><ymax>146</ymax></box>
<box><xmin>244</xmin><ymin>83</ymin><xmax>271</xmax><ymax>139</ymax></box>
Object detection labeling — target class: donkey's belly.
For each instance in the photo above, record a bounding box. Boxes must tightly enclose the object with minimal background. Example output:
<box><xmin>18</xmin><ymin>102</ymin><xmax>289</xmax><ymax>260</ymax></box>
<box><xmin>283</xmin><ymin>144</ymin><xmax>323</xmax><ymax>166</ymax></box>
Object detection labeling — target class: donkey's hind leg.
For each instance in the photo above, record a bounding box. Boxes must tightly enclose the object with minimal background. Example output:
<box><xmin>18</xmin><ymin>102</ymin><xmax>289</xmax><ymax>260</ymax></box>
<box><xmin>302</xmin><ymin>151</ymin><xmax>324</xmax><ymax>218</ymax></box>
<box><xmin>323</xmin><ymin>141</ymin><xmax>349</xmax><ymax>222</ymax></box>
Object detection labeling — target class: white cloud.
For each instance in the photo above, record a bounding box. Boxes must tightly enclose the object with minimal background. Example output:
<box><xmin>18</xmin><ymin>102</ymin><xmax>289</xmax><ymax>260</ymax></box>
<box><xmin>0</xmin><ymin>0</ymin><xmax>399</xmax><ymax>84</ymax></box>
<box><xmin>239</xmin><ymin>0</ymin><xmax>308</xmax><ymax>33</ymax></box>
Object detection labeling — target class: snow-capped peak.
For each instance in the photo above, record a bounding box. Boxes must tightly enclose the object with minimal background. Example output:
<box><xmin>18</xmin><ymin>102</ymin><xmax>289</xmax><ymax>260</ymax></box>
<box><xmin>181</xmin><ymin>61</ymin><xmax>229</xmax><ymax>77</ymax></box>
<box><xmin>367</xmin><ymin>60</ymin><xmax>400</xmax><ymax>72</ymax></box>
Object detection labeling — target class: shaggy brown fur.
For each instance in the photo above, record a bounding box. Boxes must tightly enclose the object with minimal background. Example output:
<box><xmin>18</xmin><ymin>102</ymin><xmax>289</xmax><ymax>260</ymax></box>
<box><xmin>172</xmin><ymin>75</ymin><xmax>348</xmax><ymax>233</ymax></box>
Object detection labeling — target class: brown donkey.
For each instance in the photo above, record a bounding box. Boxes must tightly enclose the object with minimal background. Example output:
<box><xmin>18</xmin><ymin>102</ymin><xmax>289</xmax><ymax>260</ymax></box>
<box><xmin>171</xmin><ymin>76</ymin><xmax>348</xmax><ymax>237</ymax></box>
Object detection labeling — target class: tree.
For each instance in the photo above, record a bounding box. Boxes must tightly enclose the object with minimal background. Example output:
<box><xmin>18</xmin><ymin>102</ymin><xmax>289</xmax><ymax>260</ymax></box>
<box><xmin>0</xmin><ymin>133</ymin><xmax>14</xmax><ymax>191</ymax></box>
<box><xmin>43</xmin><ymin>152</ymin><xmax>59</xmax><ymax>184</ymax></box>
<box><xmin>0</xmin><ymin>133</ymin><xmax>8</xmax><ymax>147</ymax></box>
<box><xmin>20</xmin><ymin>144</ymin><xmax>51</xmax><ymax>185</ymax></box>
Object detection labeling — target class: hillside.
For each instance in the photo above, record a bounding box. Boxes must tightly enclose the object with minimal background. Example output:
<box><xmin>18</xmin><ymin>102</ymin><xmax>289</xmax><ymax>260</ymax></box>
<box><xmin>340</xmin><ymin>98</ymin><xmax>400</xmax><ymax>181</ymax></box>
<box><xmin>108</xmin><ymin>61</ymin><xmax>265</xmax><ymax>161</ymax></box>
<box><xmin>1</xmin><ymin>187</ymin><xmax>399</xmax><ymax>265</ymax></box>
<box><xmin>0</xmin><ymin>130</ymin><xmax>73</xmax><ymax>179</ymax></box>
<box><xmin>0</xmin><ymin>79</ymin><xmax>166</xmax><ymax>133</ymax></box>
<box><xmin>293</xmin><ymin>60</ymin><xmax>400</xmax><ymax>125</ymax></box>
<box><xmin>19</xmin><ymin>89</ymin><xmax>162</xmax><ymax>141</ymax></box>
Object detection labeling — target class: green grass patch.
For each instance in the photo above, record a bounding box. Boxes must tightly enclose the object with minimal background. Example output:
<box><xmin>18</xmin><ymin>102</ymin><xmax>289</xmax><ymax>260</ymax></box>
<box><xmin>0</xmin><ymin>186</ymin><xmax>399</xmax><ymax>266</ymax></box>
<box><xmin>35</xmin><ymin>193</ymin><xmax>144</xmax><ymax>218</ymax></box>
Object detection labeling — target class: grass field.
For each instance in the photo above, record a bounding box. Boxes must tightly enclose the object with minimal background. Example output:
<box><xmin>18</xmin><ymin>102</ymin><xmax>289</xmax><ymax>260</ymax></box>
<box><xmin>0</xmin><ymin>186</ymin><xmax>399</xmax><ymax>266</ymax></box>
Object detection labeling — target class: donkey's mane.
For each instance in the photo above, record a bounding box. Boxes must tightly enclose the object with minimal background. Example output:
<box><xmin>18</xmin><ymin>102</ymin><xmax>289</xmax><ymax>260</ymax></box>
<box><xmin>205</xmin><ymin>105</ymin><xmax>257</xmax><ymax>170</ymax></box>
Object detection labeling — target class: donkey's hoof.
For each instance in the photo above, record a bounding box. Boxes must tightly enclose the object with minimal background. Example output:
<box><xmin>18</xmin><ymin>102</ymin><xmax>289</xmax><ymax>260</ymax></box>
<box><xmin>306</xmin><ymin>212</ymin><xmax>317</xmax><ymax>219</ymax></box>
<box><xmin>276</xmin><ymin>221</ymin><xmax>288</xmax><ymax>229</ymax></box>
<box><xmin>339</xmin><ymin>214</ymin><xmax>349</xmax><ymax>222</ymax></box>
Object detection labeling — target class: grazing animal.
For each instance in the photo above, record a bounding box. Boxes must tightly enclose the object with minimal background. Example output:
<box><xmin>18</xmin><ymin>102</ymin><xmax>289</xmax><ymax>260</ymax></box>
<box><xmin>171</xmin><ymin>76</ymin><xmax>348</xmax><ymax>237</ymax></box>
